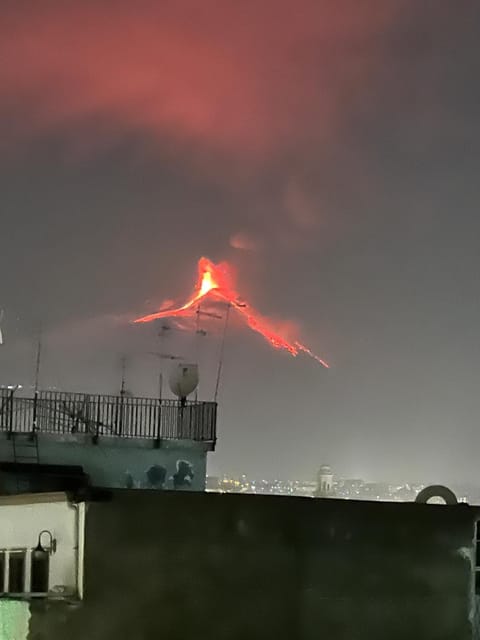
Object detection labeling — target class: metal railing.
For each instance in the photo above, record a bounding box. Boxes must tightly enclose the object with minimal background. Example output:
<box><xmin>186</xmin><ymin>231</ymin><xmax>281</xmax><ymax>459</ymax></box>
<box><xmin>0</xmin><ymin>389</ymin><xmax>217</xmax><ymax>443</ymax></box>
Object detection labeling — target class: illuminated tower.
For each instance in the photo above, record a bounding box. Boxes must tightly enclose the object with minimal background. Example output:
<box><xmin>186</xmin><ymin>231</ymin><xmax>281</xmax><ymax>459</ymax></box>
<box><xmin>315</xmin><ymin>464</ymin><xmax>334</xmax><ymax>497</ymax></box>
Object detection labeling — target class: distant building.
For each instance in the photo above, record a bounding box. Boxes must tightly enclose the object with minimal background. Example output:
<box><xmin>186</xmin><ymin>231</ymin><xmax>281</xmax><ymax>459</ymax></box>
<box><xmin>315</xmin><ymin>464</ymin><xmax>334</xmax><ymax>497</ymax></box>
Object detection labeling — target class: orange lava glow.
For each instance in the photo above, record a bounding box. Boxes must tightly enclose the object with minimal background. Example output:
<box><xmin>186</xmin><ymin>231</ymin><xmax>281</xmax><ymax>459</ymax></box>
<box><xmin>135</xmin><ymin>257</ymin><xmax>329</xmax><ymax>368</ymax></box>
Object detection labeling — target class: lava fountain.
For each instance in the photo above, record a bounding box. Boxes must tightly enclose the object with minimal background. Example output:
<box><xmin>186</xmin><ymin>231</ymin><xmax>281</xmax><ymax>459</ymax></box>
<box><xmin>134</xmin><ymin>257</ymin><xmax>329</xmax><ymax>368</ymax></box>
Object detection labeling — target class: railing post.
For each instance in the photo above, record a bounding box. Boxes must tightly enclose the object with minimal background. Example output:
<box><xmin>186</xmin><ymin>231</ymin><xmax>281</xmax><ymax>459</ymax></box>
<box><xmin>212</xmin><ymin>402</ymin><xmax>217</xmax><ymax>447</ymax></box>
<box><xmin>189</xmin><ymin>401</ymin><xmax>193</xmax><ymax>440</ymax></box>
<box><xmin>201</xmin><ymin>402</ymin><xmax>207</xmax><ymax>441</ymax></box>
<box><xmin>154</xmin><ymin>399</ymin><xmax>162</xmax><ymax>448</ymax></box>
<box><xmin>178</xmin><ymin>400</ymin><xmax>185</xmax><ymax>440</ymax></box>
<box><xmin>93</xmin><ymin>397</ymin><xmax>100</xmax><ymax>445</ymax></box>
<box><xmin>32</xmin><ymin>390</ymin><xmax>38</xmax><ymax>438</ymax></box>
<box><xmin>8</xmin><ymin>389</ymin><xmax>14</xmax><ymax>438</ymax></box>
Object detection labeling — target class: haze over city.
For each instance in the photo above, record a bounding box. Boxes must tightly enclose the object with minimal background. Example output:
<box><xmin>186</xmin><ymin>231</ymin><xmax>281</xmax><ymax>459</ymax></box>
<box><xmin>1</xmin><ymin>1</ymin><xmax>480</xmax><ymax>486</ymax></box>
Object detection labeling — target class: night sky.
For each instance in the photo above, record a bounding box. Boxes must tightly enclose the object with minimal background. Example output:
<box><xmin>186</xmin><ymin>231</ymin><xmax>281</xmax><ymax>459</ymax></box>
<box><xmin>1</xmin><ymin>2</ymin><xmax>480</xmax><ymax>485</ymax></box>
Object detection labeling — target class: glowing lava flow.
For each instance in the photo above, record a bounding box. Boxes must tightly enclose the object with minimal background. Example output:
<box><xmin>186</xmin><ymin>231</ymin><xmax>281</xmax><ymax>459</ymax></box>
<box><xmin>134</xmin><ymin>257</ymin><xmax>329</xmax><ymax>368</ymax></box>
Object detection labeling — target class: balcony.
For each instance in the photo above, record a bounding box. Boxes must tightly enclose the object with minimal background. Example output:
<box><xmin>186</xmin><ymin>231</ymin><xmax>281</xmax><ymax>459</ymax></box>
<box><xmin>0</xmin><ymin>389</ymin><xmax>217</xmax><ymax>445</ymax></box>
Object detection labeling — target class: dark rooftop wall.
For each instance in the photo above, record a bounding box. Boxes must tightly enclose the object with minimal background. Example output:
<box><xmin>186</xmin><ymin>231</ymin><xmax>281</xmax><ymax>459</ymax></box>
<box><xmin>29</xmin><ymin>491</ymin><xmax>478</xmax><ymax>640</ymax></box>
<box><xmin>0</xmin><ymin>432</ymin><xmax>208</xmax><ymax>492</ymax></box>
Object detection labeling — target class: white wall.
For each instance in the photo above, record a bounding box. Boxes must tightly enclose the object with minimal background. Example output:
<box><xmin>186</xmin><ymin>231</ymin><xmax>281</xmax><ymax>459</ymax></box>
<box><xmin>0</xmin><ymin>494</ymin><xmax>84</xmax><ymax>598</ymax></box>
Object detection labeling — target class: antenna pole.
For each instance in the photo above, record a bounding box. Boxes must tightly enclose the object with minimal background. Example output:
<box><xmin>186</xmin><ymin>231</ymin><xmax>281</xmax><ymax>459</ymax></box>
<box><xmin>195</xmin><ymin>303</ymin><xmax>201</xmax><ymax>335</ymax></box>
<box><xmin>195</xmin><ymin>303</ymin><xmax>201</xmax><ymax>400</ymax></box>
<box><xmin>120</xmin><ymin>355</ymin><xmax>127</xmax><ymax>398</ymax></box>
<box><xmin>214</xmin><ymin>303</ymin><xmax>231</xmax><ymax>403</ymax></box>
<box><xmin>34</xmin><ymin>325</ymin><xmax>43</xmax><ymax>393</ymax></box>
<box><xmin>157</xmin><ymin>328</ymin><xmax>166</xmax><ymax>402</ymax></box>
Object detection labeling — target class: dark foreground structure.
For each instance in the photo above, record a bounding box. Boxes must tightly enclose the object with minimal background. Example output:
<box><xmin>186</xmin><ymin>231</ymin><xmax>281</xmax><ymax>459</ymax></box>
<box><xmin>4</xmin><ymin>489</ymin><xmax>478</xmax><ymax>640</ymax></box>
<box><xmin>2</xmin><ymin>388</ymin><xmax>477</xmax><ymax>638</ymax></box>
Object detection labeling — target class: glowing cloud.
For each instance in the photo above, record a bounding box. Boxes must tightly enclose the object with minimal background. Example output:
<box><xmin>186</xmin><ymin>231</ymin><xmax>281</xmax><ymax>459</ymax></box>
<box><xmin>0</xmin><ymin>2</ymin><xmax>398</xmax><ymax>159</ymax></box>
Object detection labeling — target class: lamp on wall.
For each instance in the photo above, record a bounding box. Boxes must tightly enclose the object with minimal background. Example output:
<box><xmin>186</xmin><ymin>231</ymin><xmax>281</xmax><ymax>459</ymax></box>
<box><xmin>33</xmin><ymin>530</ymin><xmax>57</xmax><ymax>558</ymax></box>
<box><xmin>31</xmin><ymin>530</ymin><xmax>56</xmax><ymax>594</ymax></box>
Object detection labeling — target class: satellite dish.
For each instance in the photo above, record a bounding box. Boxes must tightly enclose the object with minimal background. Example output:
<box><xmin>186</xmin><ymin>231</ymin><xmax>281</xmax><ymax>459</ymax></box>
<box><xmin>169</xmin><ymin>363</ymin><xmax>199</xmax><ymax>400</ymax></box>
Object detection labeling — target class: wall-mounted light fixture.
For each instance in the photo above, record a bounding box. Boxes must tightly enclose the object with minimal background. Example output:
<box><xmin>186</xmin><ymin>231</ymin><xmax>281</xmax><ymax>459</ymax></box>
<box><xmin>31</xmin><ymin>530</ymin><xmax>55</xmax><ymax>594</ymax></box>
<box><xmin>33</xmin><ymin>530</ymin><xmax>57</xmax><ymax>558</ymax></box>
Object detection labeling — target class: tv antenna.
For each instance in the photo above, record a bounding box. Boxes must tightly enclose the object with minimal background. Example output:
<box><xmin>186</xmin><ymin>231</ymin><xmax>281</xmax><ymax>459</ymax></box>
<box><xmin>195</xmin><ymin>304</ymin><xmax>225</xmax><ymax>399</ymax></box>
<box><xmin>195</xmin><ymin>304</ymin><xmax>223</xmax><ymax>337</ymax></box>
<box><xmin>120</xmin><ymin>355</ymin><xmax>128</xmax><ymax>398</ymax></box>
<box><xmin>153</xmin><ymin>323</ymin><xmax>183</xmax><ymax>400</ymax></box>
<box><xmin>34</xmin><ymin>324</ymin><xmax>43</xmax><ymax>393</ymax></box>
<box><xmin>214</xmin><ymin>303</ymin><xmax>231</xmax><ymax>402</ymax></box>
<box><xmin>146</xmin><ymin>351</ymin><xmax>183</xmax><ymax>401</ymax></box>
<box><xmin>158</xmin><ymin>322</ymin><xmax>172</xmax><ymax>337</ymax></box>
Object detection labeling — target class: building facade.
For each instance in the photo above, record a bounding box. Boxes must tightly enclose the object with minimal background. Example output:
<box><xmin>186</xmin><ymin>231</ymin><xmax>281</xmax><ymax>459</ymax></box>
<box><xmin>0</xmin><ymin>492</ymin><xmax>84</xmax><ymax>601</ymax></box>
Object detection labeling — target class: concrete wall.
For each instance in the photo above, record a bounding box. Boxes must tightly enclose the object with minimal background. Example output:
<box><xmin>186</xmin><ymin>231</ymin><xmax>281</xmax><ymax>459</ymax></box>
<box><xmin>28</xmin><ymin>491</ymin><xmax>479</xmax><ymax>640</ymax></box>
<box><xmin>0</xmin><ymin>433</ymin><xmax>208</xmax><ymax>492</ymax></box>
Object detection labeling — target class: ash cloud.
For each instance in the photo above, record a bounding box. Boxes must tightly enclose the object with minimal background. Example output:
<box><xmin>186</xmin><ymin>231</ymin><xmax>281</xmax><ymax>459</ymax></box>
<box><xmin>0</xmin><ymin>1</ymin><xmax>402</xmax><ymax>261</ymax></box>
<box><xmin>0</xmin><ymin>1</ymin><xmax>398</xmax><ymax>161</ymax></box>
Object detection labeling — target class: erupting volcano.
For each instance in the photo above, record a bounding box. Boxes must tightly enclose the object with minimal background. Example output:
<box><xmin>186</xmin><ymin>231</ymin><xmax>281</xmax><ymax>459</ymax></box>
<box><xmin>134</xmin><ymin>257</ymin><xmax>329</xmax><ymax>368</ymax></box>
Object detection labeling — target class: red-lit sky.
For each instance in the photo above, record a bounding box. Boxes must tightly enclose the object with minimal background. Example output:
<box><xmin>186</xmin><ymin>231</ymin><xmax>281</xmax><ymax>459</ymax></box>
<box><xmin>1</xmin><ymin>2</ymin><xmax>480</xmax><ymax>486</ymax></box>
<box><xmin>0</xmin><ymin>1</ymin><xmax>395</xmax><ymax>157</ymax></box>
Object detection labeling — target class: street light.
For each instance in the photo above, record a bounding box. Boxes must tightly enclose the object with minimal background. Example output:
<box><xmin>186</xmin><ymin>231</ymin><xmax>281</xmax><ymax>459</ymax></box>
<box><xmin>31</xmin><ymin>530</ymin><xmax>56</xmax><ymax>594</ymax></box>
